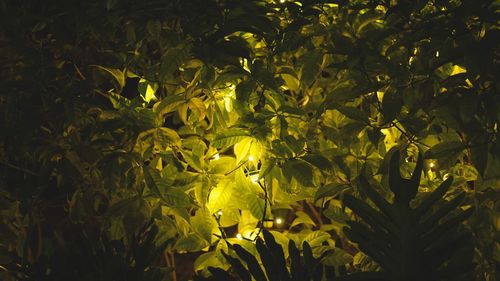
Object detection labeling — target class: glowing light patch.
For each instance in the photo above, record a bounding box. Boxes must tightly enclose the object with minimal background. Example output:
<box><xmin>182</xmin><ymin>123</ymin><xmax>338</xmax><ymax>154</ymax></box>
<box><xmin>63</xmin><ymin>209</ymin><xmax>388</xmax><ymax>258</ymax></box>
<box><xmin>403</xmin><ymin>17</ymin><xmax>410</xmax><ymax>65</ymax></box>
<box><xmin>213</xmin><ymin>154</ymin><xmax>220</xmax><ymax>160</ymax></box>
<box><xmin>250</xmin><ymin>174</ymin><xmax>259</xmax><ymax>183</ymax></box>
<box><xmin>248</xmin><ymin>156</ymin><xmax>254</xmax><ymax>162</ymax></box>
<box><xmin>236</xmin><ymin>233</ymin><xmax>243</xmax><ymax>240</ymax></box>
<box><xmin>435</xmin><ymin>51</ymin><xmax>440</xmax><ymax>57</ymax></box>
<box><xmin>429</xmin><ymin>162</ymin><xmax>436</xmax><ymax>168</ymax></box>
<box><xmin>217</xmin><ymin>210</ymin><xmax>223</xmax><ymax>216</ymax></box>
<box><xmin>275</xmin><ymin>218</ymin><xmax>283</xmax><ymax>225</ymax></box>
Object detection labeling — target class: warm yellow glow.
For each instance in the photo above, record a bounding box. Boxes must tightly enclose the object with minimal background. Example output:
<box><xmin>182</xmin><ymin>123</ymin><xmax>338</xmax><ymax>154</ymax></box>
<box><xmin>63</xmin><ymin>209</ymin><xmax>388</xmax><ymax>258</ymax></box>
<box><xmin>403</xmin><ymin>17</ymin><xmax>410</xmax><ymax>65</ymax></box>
<box><xmin>248</xmin><ymin>155</ymin><xmax>254</xmax><ymax>162</ymax></box>
<box><xmin>429</xmin><ymin>162</ymin><xmax>435</xmax><ymax>168</ymax></box>
<box><xmin>217</xmin><ymin>210</ymin><xmax>223</xmax><ymax>216</ymax></box>
<box><xmin>236</xmin><ymin>233</ymin><xmax>243</xmax><ymax>240</ymax></box>
<box><xmin>279</xmin><ymin>0</ymin><xmax>286</xmax><ymax>3</ymax></box>
<box><xmin>275</xmin><ymin>218</ymin><xmax>283</xmax><ymax>225</ymax></box>
<box><xmin>443</xmin><ymin>173</ymin><xmax>450</xmax><ymax>180</ymax></box>
<box><xmin>435</xmin><ymin>51</ymin><xmax>440</xmax><ymax>57</ymax></box>
<box><xmin>250</xmin><ymin>174</ymin><xmax>259</xmax><ymax>183</ymax></box>
<box><xmin>213</xmin><ymin>153</ymin><xmax>220</xmax><ymax>160</ymax></box>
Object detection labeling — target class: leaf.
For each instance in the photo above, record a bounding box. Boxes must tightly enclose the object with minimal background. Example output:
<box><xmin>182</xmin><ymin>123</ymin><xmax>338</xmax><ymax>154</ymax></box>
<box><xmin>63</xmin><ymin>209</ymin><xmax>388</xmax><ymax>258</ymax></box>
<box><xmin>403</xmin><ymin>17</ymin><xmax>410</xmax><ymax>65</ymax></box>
<box><xmin>154</xmin><ymin>127</ymin><xmax>182</xmax><ymax>148</ymax></box>
<box><xmin>381</xmin><ymin>89</ymin><xmax>403</xmax><ymax>123</ymax></box>
<box><xmin>334</xmin><ymin>105</ymin><xmax>369</xmax><ymax>124</ymax></box>
<box><xmin>164</xmin><ymin>189</ymin><xmax>192</xmax><ymax>207</ymax></box>
<box><xmin>146</xmin><ymin>19</ymin><xmax>162</xmax><ymax>38</ymax></box>
<box><xmin>234</xmin><ymin>137</ymin><xmax>254</xmax><ymax>163</ymax></box>
<box><xmin>252</xmin><ymin>60</ymin><xmax>280</xmax><ymax>93</ymax></box>
<box><xmin>282</xmin><ymin>159</ymin><xmax>314</xmax><ymax>187</ymax></box>
<box><xmin>194</xmin><ymin>177</ymin><xmax>210</xmax><ymax>206</ymax></box>
<box><xmin>233</xmin><ymin>244</ymin><xmax>267</xmax><ymax>281</ymax></box>
<box><xmin>153</xmin><ymin>95</ymin><xmax>185</xmax><ymax>118</ymax></box>
<box><xmin>314</xmin><ymin>182</ymin><xmax>348</xmax><ymax>202</ymax></box>
<box><xmin>300</xmin><ymin>154</ymin><xmax>333</xmax><ymax>172</ymax></box>
<box><xmin>325</xmin><ymin>80</ymin><xmax>363</xmax><ymax>103</ymax></box>
<box><xmin>425</xmin><ymin>141</ymin><xmax>465</xmax><ymax>160</ymax></box>
<box><xmin>258</xmin><ymin>158</ymin><xmax>276</xmax><ymax>179</ymax></box>
<box><xmin>143</xmin><ymin>167</ymin><xmax>168</xmax><ymax>200</ymax></box>
<box><xmin>303</xmin><ymin>231</ymin><xmax>330</xmax><ymax>248</ymax></box>
<box><xmin>191</xmin><ymin>209</ymin><xmax>216</xmax><ymax>243</ymax></box>
<box><xmin>92</xmin><ymin>65</ymin><xmax>125</xmax><ymax>89</ymax></box>
<box><xmin>211</xmin><ymin>129</ymin><xmax>250</xmax><ymax>148</ymax></box>
<box><xmin>300</xmin><ymin>50</ymin><xmax>323</xmax><ymax>88</ymax></box>
<box><xmin>175</xmin><ymin>233</ymin><xmax>210</xmax><ymax>252</ymax></box>
<box><xmin>246</xmin><ymin>194</ymin><xmax>265</xmax><ymax>220</ymax></box>
<box><xmin>290</xmin><ymin>211</ymin><xmax>316</xmax><ymax>228</ymax></box>
<box><xmin>188</xmin><ymin>97</ymin><xmax>207</xmax><ymax>122</ymax></box>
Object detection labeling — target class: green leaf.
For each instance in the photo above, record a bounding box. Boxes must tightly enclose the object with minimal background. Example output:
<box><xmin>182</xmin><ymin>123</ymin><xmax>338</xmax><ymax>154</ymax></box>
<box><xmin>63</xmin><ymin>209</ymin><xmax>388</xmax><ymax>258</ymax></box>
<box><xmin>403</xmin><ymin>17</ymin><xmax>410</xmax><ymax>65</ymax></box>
<box><xmin>300</xmin><ymin>50</ymin><xmax>323</xmax><ymax>88</ymax></box>
<box><xmin>191</xmin><ymin>209</ymin><xmax>216</xmax><ymax>243</ymax></box>
<box><xmin>153</xmin><ymin>95</ymin><xmax>185</xmax><ymax>118</ymax></box>
<box><xmin>314</xmin><ymin>182</ymin><xmax>347</xmax><ymax>202</ymax></box>
<box><xmin>258</xmin><ymin>158</ymin><xmax>276</xmax><ymax>179</ymax></box>
<box><xmin>425</xmin><ymin>141</ymin><xmax>465</xmax><ymax>162</ymax></box>
<box><xmin>246</xmin><ymin>194</ymin><xmax>265</xmax><ymax>220</ymax></box>
<box><xmin>154</xmin><ymin>127</ymin><xmax>182</xmax><ymax>148</ymax></box>
<box><xmin>175</xmin><ymin>233</ymin><xmax>209</xmax><ymax>252</ymax></box>
<box><xmin>300</xmin><ymin>154</ymin><xmax>333</xmax><ymax>172</ymax></box>
<box><xmin>333</xmin><ymin>105</ymin><xmax>369</xmax><ymax>124</ymax></box>
<box><xmin>188</xmin><ymin>97</ymin><xmax>207</xmax><ymax>122</ymax></box>
<box><xmin>282</xmin><ymin>159</ymin><xmax>314</xmax><ymax>187</ymax></box>
<box><xmin>211</xmin><ymin>129</ymin><xmax>250</xmax><ymax>148</ymax></box>
<box><xmin>92</xmin><ymin>65</ymin><xmax>125</xmax><ymax>89</ymax></box>
<box><xmin>143</xmin><ymin>167</ymin><xmax>168</xmax><ymax>200</ymax></box>
<box><xmin>290</xmin><ymin>211</ymin><xmax>316</xmax><ymax>228</ymax></box>
<box><xmin>381</xmin><ymin>89</ymin><xmax>403</xmax><ymax>123</ymax></box>
<box><xmin>303</xmin><ymin>231</ymin><xmax>330</xmax><ymax>248</ymax></box>
<box><xmin>252</xmin><ymin>60</ymin><xmax>280</xmax><ymax>93</ymax></box>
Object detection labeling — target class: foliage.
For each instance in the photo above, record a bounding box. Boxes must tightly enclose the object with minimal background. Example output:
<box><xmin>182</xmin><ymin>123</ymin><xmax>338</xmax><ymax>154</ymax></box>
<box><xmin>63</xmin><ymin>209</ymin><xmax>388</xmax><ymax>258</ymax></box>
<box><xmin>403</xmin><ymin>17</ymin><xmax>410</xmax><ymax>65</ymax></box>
<box><xmin>0</xmin><ymin>0</ymin><xmax>499</xmax><ymax>280</ymax></box>
<box><xmin>343</xmin><ymin>151</ymin><xmax>474</xmax><ymax>281</ymax></box>
<box><xmin>194</xmin><ymin>229</ymin><xmax>336</xmax><ymax>281</ymax></box>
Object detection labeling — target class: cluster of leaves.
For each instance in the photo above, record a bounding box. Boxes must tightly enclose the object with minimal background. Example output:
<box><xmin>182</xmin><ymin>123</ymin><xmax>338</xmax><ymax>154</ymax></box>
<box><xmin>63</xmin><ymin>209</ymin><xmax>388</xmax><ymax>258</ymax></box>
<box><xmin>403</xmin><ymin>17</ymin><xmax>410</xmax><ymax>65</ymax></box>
<box><xmin>1</xmin><ymin>0</ymin><xmax>499</xmax><ymax>280</ymax></box>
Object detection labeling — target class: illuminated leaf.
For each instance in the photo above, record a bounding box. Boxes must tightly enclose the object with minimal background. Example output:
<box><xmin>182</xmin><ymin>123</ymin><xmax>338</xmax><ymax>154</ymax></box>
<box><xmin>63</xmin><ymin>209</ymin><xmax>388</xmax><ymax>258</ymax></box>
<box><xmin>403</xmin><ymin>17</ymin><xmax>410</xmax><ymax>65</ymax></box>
<box><xmin>91</xmin><ymin>65</ymin><xmax>125</xmax><ymax>89</ymax></box>
<box><xmin>290</xmin><ymin>211</ymin><xmax>316</xmax><ymax>228</ymax></box>
<box><xmin>191</xmin><ymin>209</ymin><xmax>216</xmax><ymax>243</ymax></box>
<box><xmin>211</xmin><ymin>129</ymin><xmax>250</xmax><ymax>148</ymax></box>
<box><xmin>188</xmin><ymin>97</ymin><xmax>207</xmax><ymax>122</ymax></box>
<box><xmin>175</xmin><ymin>233</ymin><xmax>209</xmax><ymax>252</ymax></box>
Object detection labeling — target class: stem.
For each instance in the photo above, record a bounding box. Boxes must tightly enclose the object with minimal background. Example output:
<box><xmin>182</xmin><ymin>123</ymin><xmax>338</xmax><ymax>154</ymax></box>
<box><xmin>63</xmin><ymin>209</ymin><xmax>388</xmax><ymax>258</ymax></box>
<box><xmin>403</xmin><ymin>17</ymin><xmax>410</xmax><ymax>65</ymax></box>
<box><xmin>254</xmin><ymin>180</ymin><xmax>269</xmax><ymax>241</ymax></box>
<box><xmin>0</xmin><ymin>160</ymin><xmax>39</xmax><ymax>176</ymax></box>
<box><xmin>224</xmin><ymin>160</ymin><xmax>248</xmax><ymax>176</ymax></box>
<box><xmin>306</xmin><ymin>201</ymin><xmax>323</xmax><ymax>227</ymax></box>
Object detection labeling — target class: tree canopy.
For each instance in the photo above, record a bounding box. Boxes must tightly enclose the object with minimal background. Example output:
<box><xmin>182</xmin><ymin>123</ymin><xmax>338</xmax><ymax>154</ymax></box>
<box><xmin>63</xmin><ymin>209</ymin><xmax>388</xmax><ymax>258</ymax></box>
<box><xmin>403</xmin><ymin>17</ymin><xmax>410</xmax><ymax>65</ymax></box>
<box><xmin>0</xmin><ymin>0</ymin><xmax>499</xmax><ymax>280</ymax></box>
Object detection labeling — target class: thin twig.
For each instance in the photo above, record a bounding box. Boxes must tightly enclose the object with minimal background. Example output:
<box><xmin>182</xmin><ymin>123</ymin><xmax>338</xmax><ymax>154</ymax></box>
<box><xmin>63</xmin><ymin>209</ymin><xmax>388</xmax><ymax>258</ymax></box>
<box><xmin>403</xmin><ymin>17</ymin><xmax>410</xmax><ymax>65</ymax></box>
<box><xmin>0</xmin><ymin>160</ymin><xmax>39</xmax><ymax>176</ymax></box>
<box><xmin>224</xmin><ymin>160</ymin><xmax>248</xmax><ymax>176</ymax></box>
<box><xmin>253</xmin><ymin>180</ymin><xmax>269</xmax><ymax>241</ymax></box>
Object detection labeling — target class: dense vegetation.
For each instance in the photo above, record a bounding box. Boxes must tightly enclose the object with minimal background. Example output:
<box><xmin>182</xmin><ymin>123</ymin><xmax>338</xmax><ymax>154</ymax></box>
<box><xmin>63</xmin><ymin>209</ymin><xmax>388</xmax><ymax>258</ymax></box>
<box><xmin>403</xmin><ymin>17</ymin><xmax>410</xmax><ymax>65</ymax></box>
<box><xmin>0</xmin><ymin>0</ymin><xmax>498</xmax><ymax>280</ymax></box>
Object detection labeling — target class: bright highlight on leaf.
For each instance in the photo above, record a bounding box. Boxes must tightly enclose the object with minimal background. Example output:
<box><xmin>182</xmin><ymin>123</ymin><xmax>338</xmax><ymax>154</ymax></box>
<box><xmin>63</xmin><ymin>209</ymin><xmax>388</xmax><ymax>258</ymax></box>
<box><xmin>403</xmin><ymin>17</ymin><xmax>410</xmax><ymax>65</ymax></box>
<box><xmin>217</xmin><ymin>210</ymin><xmax>223</xmax><ymax>216</ymax></box>
<box><xmin>236</xmin><ymin>233</ymin><xmax>243</xmax><ymax>240</ymax></box>
<box><xmin>213</xmin><ymin>153</ymin><xmax>220</xmax><ymax>160</ymax></box>
<box><xmin>250</xmin><ymin>174</ymin><xmax>259</xmax><ymax>183</ymax></box>
<box><xmin>430</xmin><ymin>162</ymin><xmax>436</xmax><ymax>168</ymax></box>
<box><xmin>248</xmin><ymin>155</ymin><xmax>254</xmax><ymax>162</ymax></box>
<box><xmin>275</xmin><ymin>218</ymin><xmax>283</xmax><ymax>225</ymax></box>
